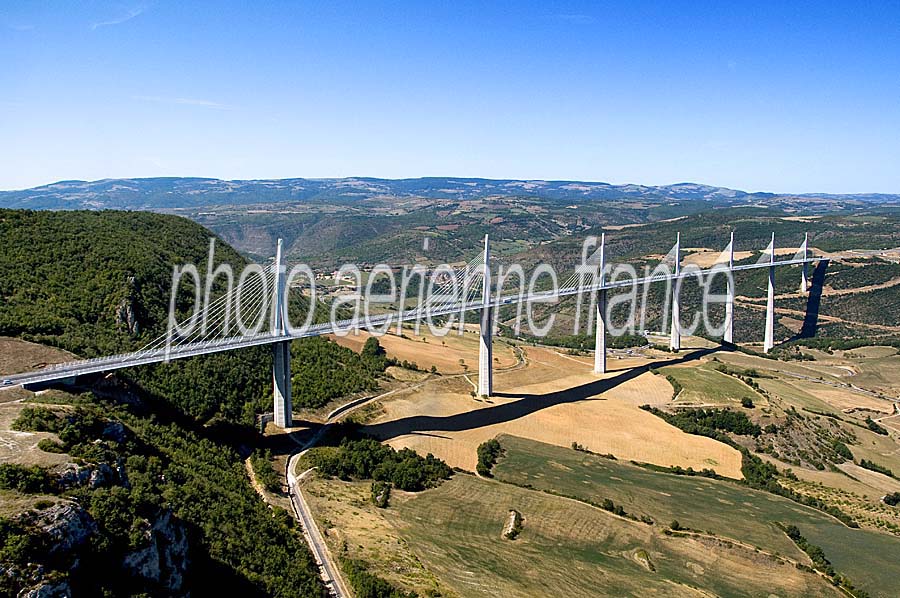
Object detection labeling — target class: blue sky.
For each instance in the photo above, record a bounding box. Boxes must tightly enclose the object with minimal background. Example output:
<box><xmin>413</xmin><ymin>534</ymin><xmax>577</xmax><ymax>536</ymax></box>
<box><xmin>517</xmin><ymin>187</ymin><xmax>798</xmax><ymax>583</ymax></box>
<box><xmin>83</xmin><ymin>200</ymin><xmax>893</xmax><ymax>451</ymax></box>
<box><xmin>2</xmin><ymin>1</ymin><xmax>899</xmax><ymax>193</ymax></box>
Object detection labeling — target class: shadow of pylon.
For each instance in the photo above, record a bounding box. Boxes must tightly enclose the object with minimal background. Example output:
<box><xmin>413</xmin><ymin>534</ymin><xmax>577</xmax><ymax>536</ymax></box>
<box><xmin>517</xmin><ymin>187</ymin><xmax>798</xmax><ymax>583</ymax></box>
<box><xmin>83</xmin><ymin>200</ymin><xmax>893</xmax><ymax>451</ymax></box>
<box><xmin>783</xmin><ymin>259</ymin><xmax>829</xmax><ymax>345</ymax></box>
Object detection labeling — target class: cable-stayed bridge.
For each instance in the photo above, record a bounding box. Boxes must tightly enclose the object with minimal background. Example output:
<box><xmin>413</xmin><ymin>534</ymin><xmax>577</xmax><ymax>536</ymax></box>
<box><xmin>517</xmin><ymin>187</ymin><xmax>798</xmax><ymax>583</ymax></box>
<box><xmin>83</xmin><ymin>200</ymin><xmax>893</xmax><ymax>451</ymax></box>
<box><xmin>3</xmin><ymin>232</ymin><xmax>820</xmax><ymax>428</ymax></box>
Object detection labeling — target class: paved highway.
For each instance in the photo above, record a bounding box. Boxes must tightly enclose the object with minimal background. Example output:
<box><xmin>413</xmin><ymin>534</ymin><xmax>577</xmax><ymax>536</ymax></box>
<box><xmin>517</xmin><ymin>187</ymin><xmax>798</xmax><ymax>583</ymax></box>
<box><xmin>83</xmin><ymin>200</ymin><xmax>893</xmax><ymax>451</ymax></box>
<box><xmin>287</xmin><ymin>458</ymin><xmax>350</xmax><ymax>598</ymax></box>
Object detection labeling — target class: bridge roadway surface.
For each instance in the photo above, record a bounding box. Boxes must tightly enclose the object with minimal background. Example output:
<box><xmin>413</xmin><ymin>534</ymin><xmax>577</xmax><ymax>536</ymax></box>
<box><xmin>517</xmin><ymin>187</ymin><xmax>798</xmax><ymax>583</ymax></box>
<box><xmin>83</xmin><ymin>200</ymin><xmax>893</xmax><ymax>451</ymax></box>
<box><xmin>3</xmin><ymin>256</ymin><xmax>818</xmax><ymax>388</ymax></box>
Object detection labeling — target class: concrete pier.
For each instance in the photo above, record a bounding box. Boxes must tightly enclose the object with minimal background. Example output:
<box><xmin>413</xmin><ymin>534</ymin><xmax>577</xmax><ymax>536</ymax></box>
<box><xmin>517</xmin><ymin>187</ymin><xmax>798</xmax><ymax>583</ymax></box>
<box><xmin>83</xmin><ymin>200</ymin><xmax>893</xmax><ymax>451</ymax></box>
<box><xmin>669</xmin><ymin>233</ymin><xmax>682</xmax><ymax>351</ymax></box>
<box><xmin>800</xmin><ymin>232</ymin><xmax>809</xmax><ymax>294</ymax></box>
<box><xmin>478</xmin><ymin>234</ymin><xmax>493</xmax><ymax>397</ymax></box>
<box><xmin>724</xmin><ymin>231</ymin><xmax>735</xmax><ymax>344</ymax></box>
<box><xmin>271</xmin><ymin>239</ymin><xmax>293</xmax><ymax>428</ymax></box>
<box><xmin>594</xmin><ymin>233</ymin><xmax>607</xmax><ymax>374</ymax></box>
<box><xmin>764</xmin><ymin>233</ymin><xmax>776</xmax><ymax>353</ymax></box>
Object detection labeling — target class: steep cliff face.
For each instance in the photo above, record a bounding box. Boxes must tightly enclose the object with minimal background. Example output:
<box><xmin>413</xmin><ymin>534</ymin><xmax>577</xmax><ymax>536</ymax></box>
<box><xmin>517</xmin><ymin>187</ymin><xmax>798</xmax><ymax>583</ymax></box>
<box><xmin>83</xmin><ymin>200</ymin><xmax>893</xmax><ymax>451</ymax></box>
<box><xmin>123</xmin><ymin>509</ymin><xmax>190</xmax><ymax>592</ymax></box>
<box><xmin>8</xmin><ymin>502</ymin><xmax>191</xmax><ymax>597</ymax></box>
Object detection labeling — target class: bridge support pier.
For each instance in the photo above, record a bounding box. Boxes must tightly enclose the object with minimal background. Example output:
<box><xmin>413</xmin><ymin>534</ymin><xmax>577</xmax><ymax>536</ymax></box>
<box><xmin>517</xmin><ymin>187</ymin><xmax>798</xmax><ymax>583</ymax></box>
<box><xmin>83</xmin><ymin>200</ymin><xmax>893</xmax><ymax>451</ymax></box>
<box><xmin>724</xmin><ymin>231</ymin><xmax>735</xmax><ymax>345</ymax></box>
<box><xmin>800</xmin><ymin>232</ymin><xmax>809</xmax><ymax>294</ymax></box>
<box><xmin>594</xmin><ymin>290</ymin><xmax>607</xmax><ymax>374</ymax></box>
<box><xmin>593</xmin><ymin>234</ymin><xmax>607</xmax><ymax>374</ymax></box>
<box><xmin>478</xmin><ymin>235</ymin><xmax>493</xmax><ymax>397</ymax></box>
<box><xmin>764</xmin><ymin>233</ymin><xmax>776</xmax><ymax>353</ymax></box>
<box><xmin>669</xmin><ymin>233</ymin><xmax>681</xmax><ymax>351</ymax></box>
<box><xmin>273</xmin><ymin>341</ymin><xmax>292</xmax><ymax>428</ymax></box>
<box><xmin>271</xmin><ymin>238</ymin><xmax>292</xmax><ymax>429</ymax></box>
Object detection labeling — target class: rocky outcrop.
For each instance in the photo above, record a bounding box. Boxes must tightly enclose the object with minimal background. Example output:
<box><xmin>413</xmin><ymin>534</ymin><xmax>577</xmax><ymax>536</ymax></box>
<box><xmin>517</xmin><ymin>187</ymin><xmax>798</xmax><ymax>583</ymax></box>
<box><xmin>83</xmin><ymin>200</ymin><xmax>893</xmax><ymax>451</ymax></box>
<box><xmin>52</xmin><ymin>462</ymin><xmax>118</xmax><ymax>490</ymax></box>
<box><xmin>122</xmin><ymin>510</ymin><xmax>190</xmax><ymax>592</ymax></box>
<box><xmin>8</xmin><ymin>504</ymin><xmax>190</xmax><ymax>596</ymax></box>
<box><xmin>114</xmin><ymin>277</ymin><xmax>140</xmax><ymax>335</ymax></box>
<box><xmin>18</xmin><ymin>578</ymin><xmax>72</xmax><ymax>598</ymax></box>
<box><xmin>101</xmin><ymin>421</ymin><xmax>127</xmax><ymax>444</ymax></box>
<box><xmin>32</xmin><ymin>504</ymin><xmax>96</xmax><ymax>557</ymax></box>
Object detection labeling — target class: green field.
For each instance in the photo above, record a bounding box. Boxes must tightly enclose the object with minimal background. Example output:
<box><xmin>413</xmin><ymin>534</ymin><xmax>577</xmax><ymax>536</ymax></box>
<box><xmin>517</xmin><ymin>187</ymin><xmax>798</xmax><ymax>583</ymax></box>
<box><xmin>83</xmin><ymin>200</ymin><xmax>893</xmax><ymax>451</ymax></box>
<box><xmin>491</xmin><ymin>435</ymin><xmax>900</xmax><ymax>597</ymax></box>
<box><xmin>658</xmin><ymin>363</ymin><xmax>765</xmax><ymax>406</ymax></box>
<box><xmin>387</xmin><ymin>474</ymin><xmax>839</xmax><ymax>598</ymax></box>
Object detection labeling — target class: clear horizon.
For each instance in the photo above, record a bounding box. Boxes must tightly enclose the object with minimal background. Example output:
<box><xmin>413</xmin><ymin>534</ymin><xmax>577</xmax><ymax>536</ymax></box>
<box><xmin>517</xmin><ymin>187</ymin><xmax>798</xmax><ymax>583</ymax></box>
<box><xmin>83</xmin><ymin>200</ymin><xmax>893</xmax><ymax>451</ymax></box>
<box><xmin>3</xmin><ymin>1</ymin><xmax>899</xmax><ymax>194</ymax></box>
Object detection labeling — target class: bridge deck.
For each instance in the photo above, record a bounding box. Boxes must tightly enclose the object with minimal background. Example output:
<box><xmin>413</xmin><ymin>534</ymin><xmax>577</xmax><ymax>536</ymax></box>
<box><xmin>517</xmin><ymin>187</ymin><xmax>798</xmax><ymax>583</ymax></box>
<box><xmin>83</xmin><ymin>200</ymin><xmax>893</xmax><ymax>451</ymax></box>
<box><xmin>2</xmin><ymin>257</ymin><xmax>819</xmax><ymax>388</ymax></box>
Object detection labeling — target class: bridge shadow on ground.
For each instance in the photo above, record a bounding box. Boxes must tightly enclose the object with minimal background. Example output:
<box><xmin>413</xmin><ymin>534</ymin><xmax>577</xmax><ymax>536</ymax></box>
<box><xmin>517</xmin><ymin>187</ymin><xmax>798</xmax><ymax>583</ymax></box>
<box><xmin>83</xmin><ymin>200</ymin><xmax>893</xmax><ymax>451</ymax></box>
<box><xmin>787</xmin><ymin>259</ymin><xmax>829</xmax><ymax>343</ymax></box>
<box><xmin>363</xmin><ymin>347</ymin><xmax>716</xmax><ymax>441</ymax></box>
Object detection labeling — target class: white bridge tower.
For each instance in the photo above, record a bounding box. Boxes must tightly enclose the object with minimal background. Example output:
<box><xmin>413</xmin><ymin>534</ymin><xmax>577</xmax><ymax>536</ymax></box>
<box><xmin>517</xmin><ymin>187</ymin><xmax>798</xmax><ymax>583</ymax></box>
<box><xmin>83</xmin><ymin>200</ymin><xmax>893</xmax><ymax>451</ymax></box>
<box><xmin>272</xmin><ymin>239</ymin><xmax>293</xmax><ymax>428</ymax></box>
<box><xmin>478</xmin><ymin>234</ymin><xmax>493</xmax><ymax>397</ymax></box>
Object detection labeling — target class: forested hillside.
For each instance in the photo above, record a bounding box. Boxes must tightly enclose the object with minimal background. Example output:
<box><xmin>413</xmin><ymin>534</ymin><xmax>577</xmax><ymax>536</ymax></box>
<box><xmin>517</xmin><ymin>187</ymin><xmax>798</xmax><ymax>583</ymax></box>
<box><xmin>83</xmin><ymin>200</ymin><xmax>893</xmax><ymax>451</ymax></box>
<box><xmin>0</xmin><ymin>209</ymin><xmax>379</xmax><ymax>596</ymax></box>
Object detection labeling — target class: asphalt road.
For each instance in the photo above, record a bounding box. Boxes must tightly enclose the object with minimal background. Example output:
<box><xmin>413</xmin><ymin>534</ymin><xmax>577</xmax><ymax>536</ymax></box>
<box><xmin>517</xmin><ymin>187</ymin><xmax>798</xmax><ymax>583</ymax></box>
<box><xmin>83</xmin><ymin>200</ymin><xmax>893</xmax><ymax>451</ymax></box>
<box><xmin>285</xmin><ymin>425</ymin><xmax>351</xmax><ymax>598</ymax></box>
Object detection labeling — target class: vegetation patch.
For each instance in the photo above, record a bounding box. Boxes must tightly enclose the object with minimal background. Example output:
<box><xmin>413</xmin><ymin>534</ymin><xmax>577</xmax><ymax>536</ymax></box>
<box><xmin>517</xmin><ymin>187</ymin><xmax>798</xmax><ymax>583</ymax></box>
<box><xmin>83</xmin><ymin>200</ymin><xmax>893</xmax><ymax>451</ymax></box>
<box><xmin>858</xmin><ymin>459</ymin><xmax>895</xmax><ymax>479</ymax></box>
<box><xmin>249</xmin><ymin>449</ymin><xmax>281</xmax><ymax>493</ymax></box>
<box><xmin>341</xmin><ymin>558</ymin><xmax>417</xmax><ymax>598</ymax></box>
<box><xmin>0</xmin><ymin>464</ymin><xmax>57</xmax><ymax>494</ymax></box>
<box><xmin>502</xmin><ymin>509</ymin><xmax>523</xmax><ymax>540</ymax></box>
<box><xmin>476</xmin><ymin>438</ymin><xmax>504</xmax><ymax>477</ymax></box>
<box><xmin>864</xmin><ymin>416</ymin><xmax>889</xmax><ymax>436</ymax></box>
<box><xmin>308</xmin><ymin>437</ymin><xmax>452</xmax><ymax>491</ymax></box>
<box><xmin>371</xmin><ymin>480</ymin><xmax>391</xmax><ymax>508</ymax></box>
<box><xmin>640</xmin><ymin>405</ymin><xmax>761</xmax><ymax>437</ymax></box>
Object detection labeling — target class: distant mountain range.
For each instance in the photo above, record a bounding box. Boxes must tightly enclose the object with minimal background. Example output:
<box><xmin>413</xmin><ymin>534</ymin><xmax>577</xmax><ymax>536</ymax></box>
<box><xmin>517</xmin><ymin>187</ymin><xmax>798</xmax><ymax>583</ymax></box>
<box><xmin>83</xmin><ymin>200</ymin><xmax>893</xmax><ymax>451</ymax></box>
<box><xmin>1</xmin><ymin>177</ymin><xmax>899</xmax><ymax>210</ymax></box>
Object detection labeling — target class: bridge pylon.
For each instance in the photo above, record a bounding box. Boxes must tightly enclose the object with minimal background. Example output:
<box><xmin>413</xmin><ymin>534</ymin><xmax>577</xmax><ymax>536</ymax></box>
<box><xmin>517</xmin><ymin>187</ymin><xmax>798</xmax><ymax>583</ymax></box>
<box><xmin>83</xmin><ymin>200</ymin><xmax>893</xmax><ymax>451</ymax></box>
<box><xmin>593</xmin><ymin>233</ymin><xmax>608</xmax><ymax>374</ymax></box>
<box><xmin>669</xmin><ymin>233</ymin><xmax>682</xmax><ymax>351</ymax></box>
<box><xmin>478</xmin><ymin>234</ymin><xmax>493</xmax><ymax>397</ymax></box>
<box><xmin>271</xmin><ymin>239</ymin><xmax>293</xmax><ymax>428</ymax></box>
<box><xmin>800</xmin><ymin>232</ymin><xmax>809</xmax><ymax>294</ymax></box>
<box><xmin>724</xmin><ymin>231</ymin><xmax>735</xmax><ymax>345</ymax></box>
<box><xmin>764</xmin><ymin>233</ymin><xmax>776</xmax><ymax>353</ymax></box>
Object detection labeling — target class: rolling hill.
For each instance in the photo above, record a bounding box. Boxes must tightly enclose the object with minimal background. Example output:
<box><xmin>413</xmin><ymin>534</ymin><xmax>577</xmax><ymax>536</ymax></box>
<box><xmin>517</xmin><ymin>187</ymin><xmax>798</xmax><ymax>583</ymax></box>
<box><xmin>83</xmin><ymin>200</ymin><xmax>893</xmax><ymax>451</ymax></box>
<box><xmin>3</xmin><ymin>176</ymin><xmax>899</xmax><ymax>211</ymax></box>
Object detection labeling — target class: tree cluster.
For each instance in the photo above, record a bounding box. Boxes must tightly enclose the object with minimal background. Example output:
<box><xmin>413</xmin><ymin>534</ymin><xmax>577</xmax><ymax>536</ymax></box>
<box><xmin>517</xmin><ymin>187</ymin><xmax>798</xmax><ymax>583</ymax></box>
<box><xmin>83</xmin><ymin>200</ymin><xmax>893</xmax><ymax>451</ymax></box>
<box><xmin>640</xmin><ymin>406</ymin><xmax>761</xmax><ymax>437</ymax></box>
<box><xmin>309</xmin><ymin>438</ymin><xmax>452</xmax><ymax>492</ymax></box>
<box><xmin>476</xmin><ymin>439</ymin><xmax>505</xmax><ymax>477</ymax></box>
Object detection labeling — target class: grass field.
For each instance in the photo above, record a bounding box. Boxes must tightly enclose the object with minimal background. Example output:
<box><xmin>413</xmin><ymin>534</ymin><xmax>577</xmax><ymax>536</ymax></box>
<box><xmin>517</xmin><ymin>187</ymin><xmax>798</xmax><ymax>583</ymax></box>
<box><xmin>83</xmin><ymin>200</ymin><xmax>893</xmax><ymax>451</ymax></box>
<box><xmin>386</xmin><ymin>474</ymin><xmax>840</xmax><ymax>597</ymax></box>
<box><xmin>491</xmin><ymin>435</ymin><xmax>900</xmax><ymax>597</ymax></box>
<box><xmin>0</xmin><ymin>338</ymin><xmax>79</xmax><ymax>468</ymax></box>
<box><xmin>0</xmin><ymin>336</ymin><xmax>78</xmax><ymax>377</ymax></box>
<box><xmin>659</xmin><ymin>362</ymin><xmax>766</xmax><ymax>407</ymax></box>
<box><xmin>300</xmin><ymin>475</ymin><xmax>455</xmax><ymax>597</ymax></box>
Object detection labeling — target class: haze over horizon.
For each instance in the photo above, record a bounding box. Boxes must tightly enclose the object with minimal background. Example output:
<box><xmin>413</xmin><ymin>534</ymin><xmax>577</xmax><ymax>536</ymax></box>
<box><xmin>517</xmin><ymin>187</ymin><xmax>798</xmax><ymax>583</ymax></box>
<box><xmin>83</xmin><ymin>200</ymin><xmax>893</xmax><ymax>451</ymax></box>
<box><xmin>3</xmin><ymin>174</ymin><xmax>899</xmax><ymax>199</ymax></box>
<box><xmin>3</xmin><ymin>1</ymin><xmax>899</xmax><ymax>194</ymax></box>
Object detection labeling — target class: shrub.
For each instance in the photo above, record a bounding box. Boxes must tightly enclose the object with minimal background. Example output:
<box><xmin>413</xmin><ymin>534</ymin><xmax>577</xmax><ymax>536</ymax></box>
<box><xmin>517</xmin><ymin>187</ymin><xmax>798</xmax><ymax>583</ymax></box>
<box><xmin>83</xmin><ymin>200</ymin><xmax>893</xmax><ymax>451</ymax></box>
<box><xmin>0</xmin><ymin>464</ymin><xmax>56</xmax><ymax>494</ymax></box>
<box><xmin>865</xmin><ymin>417</ymin><xmax>889</xmax><ymax>436</ymax></box>
<box><xmin>883</xmin><ymin>492</ymin><xmax>900</xmax><ymax>506</ymax></box>
<box><xmin>371</xmin><ymin>481</ymin><xmax>391</xmax><ymax>508</ymax></box>
<box><xmin>250</xmin><ymin>449</ymin><xmax>281</xmax><ymax>493</ymax></box>
<box><xmin>37</xmin><ymin>439</ymin><xmax>66</xmax><ymax>454</ymax></box>
<box><xmin>11</xmin><ymin>406</ymin><xmax>63</xmax><ymax>433</ymax></box>
<box><xmin>476</xmin><ymin>439</ymin><xmax>505</xmax><ymax>477</ymax></box>
<box><xmin>859</xmin><ymin>459</ymin><xmax>894</xmax><ymax>478</ymax></box>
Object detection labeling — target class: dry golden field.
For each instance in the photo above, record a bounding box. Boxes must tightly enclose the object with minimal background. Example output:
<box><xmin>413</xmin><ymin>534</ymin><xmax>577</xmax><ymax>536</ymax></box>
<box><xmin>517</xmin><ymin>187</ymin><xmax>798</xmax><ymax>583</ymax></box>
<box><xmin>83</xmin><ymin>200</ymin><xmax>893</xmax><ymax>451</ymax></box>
<box><xmin>330</xmin><ymin>327</ymin><xmax>518</xmax><ymax>374</ymax></box>
<box><xmin>0</xmin><ymin>339</ymin><xmax>77</xmax><ymax>468</ymax></box>
<box><xmin>363</xmin><ymin>344</ymin><xmax>744</xmax><ymax>477</ymax></box>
